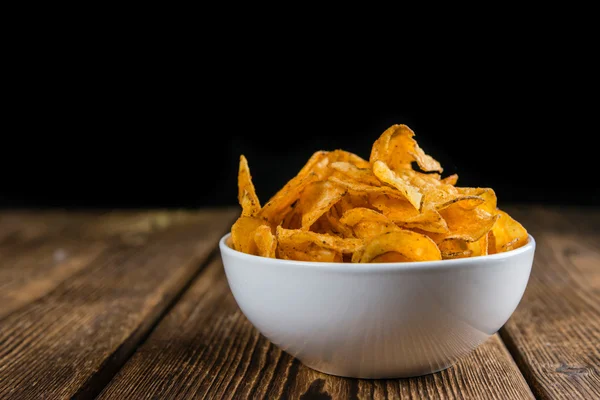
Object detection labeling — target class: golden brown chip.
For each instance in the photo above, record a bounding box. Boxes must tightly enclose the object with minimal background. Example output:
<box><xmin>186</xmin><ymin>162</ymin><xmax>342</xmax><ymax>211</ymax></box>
<box><xmin>398</xmin><ymin>207</ymin><xmax>450</xmax><ymax>234</ymax></box>
<box><xmin>254</xmin><ymin>225</ymin><xmax>277</xmax><ymax>258</ymax></box>
<box><xmin>231</xmin><ymin>216</ymin><xmax>268</xmax><ymax>255</ymax></box>
<box><xmin>372</xmin><ymin>161</ymin><xmax>422</xmax><ymax>210</ymax></box>
<box><xmin>327</xmin><ymin>149</ymin><xmax>371</xmax><ymax>169</ymax></box>
<box><xmin>456</xmin><ymin>187</ymin><xmax>498</xmax><ymax>213</ymax></box>
<box><xmin>276</xmin><ymin>226</ymin><xmax>364</xmax><ymax>254</ymax></box>
<box><xmin>298</xmin><ymin>181</ymin><xmax>346</xmax><ymax>229</ymax></box>
<box><xmin>370</xmin><ymin>124</ymin><xmax>443</xmax><ymax>173</ymax></box>
<box><xmin>328</xmin><ymin>175</ymin><xmax>414</xmax><ymax>204</ymax></box>
<box><xmin>277</xmin><ymin>242</ymin><xmax>343</xmax><ymax>262</ymax></box>
<box><xmin>355</xmin><ymin>230</ymin><xmax>442</xmax><ymax>263</ymax></box>
<box><xmin>232</xmin><ymin>123</ymin><xmax>528</xmax><ymax>262</ymax></box>
<box><xmin>330</xmin><ymin>161</ymin><xmax>381</xmax><ymax>186</ymax></box>
<box><xmin>438</xmin><ymin>240</ymin><xmax>472</xmax><ymax>259</ymax></box>
<box><xmin>238</xmin><ymin>155</ymin><xmax>261</xmax><ymax>217</ymax></box>
<box><xmin>487</xmin><ymin>230</ymin><xmax>497</xmax><ymax>254</ymax></box>
<box><xmin>432</xmin><ymin>206</ymin><xmax>499</xmax><ymax>243</ymax></box>
<box><xmin>440</xmin><ymin>174</ymin><xmax>459</xmax><ymax>186</ymax></box>
<box><xmin>371</xmin><ymin>252</ymin><xmax>411</xmax><ymax>263</ymax></box>
<box><xmin>339</xmin><ymin>207</ymin><xmax>401</xmax><ymax>239</ymax></box>
<box><xmin>491</xmin><ymin>209</ymin><xmax>529</xmax><ymax>252</ymax></box>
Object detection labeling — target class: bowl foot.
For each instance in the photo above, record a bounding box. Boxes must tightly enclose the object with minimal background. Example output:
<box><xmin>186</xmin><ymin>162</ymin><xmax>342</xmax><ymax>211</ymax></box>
<box><xmin>299</xmin><ymin>359</ymin><xmax>458</xmax><ymax>379</ymax></box>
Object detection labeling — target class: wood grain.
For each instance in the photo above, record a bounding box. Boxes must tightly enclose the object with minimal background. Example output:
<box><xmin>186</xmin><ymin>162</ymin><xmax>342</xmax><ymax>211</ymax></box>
<box><xmin>0</xmin><ymin>209</ymin><xmax>237</xmax><ymax>399</ymax></box>
<box><xmin>99</xmin><ymin>257</ymin><xmax>534</xmax><ymax>400</ymax></box>
<box><xmin>499</xmin><ymin>206</ymin><xmax>600</xmax><ymax>400</ymax></box>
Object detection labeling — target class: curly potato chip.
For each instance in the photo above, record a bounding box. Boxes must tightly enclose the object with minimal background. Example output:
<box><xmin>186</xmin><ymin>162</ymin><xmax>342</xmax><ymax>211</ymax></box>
<box><xmin>328</xmin><ymin>175</ymin><xmax>414</xmax><ymax>204</ymax></box>
<box><xmin>356</xmin><ymin>231</ymin><xmax>441</xmax><ymax>263</ymax></box>
<box><xmin>327</xmin><ymin>149</ymin><xmax>371</xmax><ymax>169</ymax></box>
<box><xmin>330</xmin><ymin>161</ymin><xmax>381</xmax><ymax>186</ymax></box>
<box><xmin>278</xmin><ymin>242</ymin><xmax>343</xmax><ymax>262</ymax></box>
<box><xmin>254</xmin><ymin>225</ymin><xmax>277</xmax><ymax>258</ymax></box>
<box><xmin>238</xmin><ymin>155</ymin><xmax>261</xmax><ymax>217</ymax></box>
<box><xmin>276</xmin><ymin>226</ymin><xmax>363</xmax><ymax>254</ymax></box>
<box><xmin>433</xmin><ymin>206</ymin><xmax>499</xmax><ymax>243</ymax></box>
<box><xmin>370</xmin><ymin>124</ymin><xmax>443</xmax><ymax>173</ymax></box>
<box><xmin>440</xmin><ymin>174</ymin><xmax>459</xmax><ymax>186</ymax></box>
<box><xmin>456</xmin><ymin>187</ymin><xmax>497</xmax><ymax>213</ymax></box>
<box><xmin>491</xmin><ymin>210</ymin><xmax>528</xmax><ymax>252</ymax></box>
<box><xmin>372</xmin><ymin>161</ymin><xmax>422</xmax><ymax>210</ymax></box>
<box><xmin>231</xmin><ymin>123</ymin><xmax>528</xmax><ymax>262</ymax></box>
<box><xmin>438</xmin><ymin>239</ymin><xmax>472</xmax><ymax>259</ymax></box>
<box><xmin>231</xmin><ymin>216</ymin><xmax>268</xmax><ymax>255</ymax></box>
<box><xmin>298</xmin><ymin>181</ymin><xmax>346</xmax><ymax>229</ymax></box>
<box><xmin>370</xmin><ymin>252</ymin><xmax>411</xmax><ymax>263</ymax></box>
<box><xmin>340</xmin><ymin>207</ymin><xmax>401</xmax><ymax>239</ymax></box>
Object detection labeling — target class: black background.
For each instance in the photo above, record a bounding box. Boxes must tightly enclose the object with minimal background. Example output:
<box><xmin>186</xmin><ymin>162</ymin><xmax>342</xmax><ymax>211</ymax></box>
<box><xmin>1</xmin><ymin>53</ymin><xmax>597</xmax><ymax>209</ymax></box>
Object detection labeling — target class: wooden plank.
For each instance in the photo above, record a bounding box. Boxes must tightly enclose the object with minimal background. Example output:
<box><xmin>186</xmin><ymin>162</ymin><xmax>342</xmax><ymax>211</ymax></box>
<box><xmin>0</xmin><ymin>212</ymin><xmax>109</xmax><ymax>319</ymax></box>
<box><xmin>0</xmin><ymin>210</ymin><xmax>198</xmax><ymax>320</ymax></box>
<box><xmin>0</xmin><ymin>208</ymin><xmax>238</xmax><ymax>399</ymax></box>
<box><xmin>98</xmin><ymin>257</ymin><xmax>534</xmax><ymax>400</ymax></box>
<box><xmin>499</xmin><ymin>205</ymin><xmax>600</xmax><ymax>400</ymax></box>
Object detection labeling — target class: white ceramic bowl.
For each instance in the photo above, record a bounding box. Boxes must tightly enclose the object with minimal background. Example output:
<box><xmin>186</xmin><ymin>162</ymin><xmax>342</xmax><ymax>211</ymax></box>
<box><xmin>219</xmin><ymin>233</ymin><xmax>535</xmax><ymax>379</ymax></box>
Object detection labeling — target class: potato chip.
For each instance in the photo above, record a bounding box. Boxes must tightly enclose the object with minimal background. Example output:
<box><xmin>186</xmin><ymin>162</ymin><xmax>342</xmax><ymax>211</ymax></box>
<box><xmin>327</xmin><ymin>150</ymin><xmax>371</xmax><ymax>169</ymax></box>
<box><xmin>456</xmin><ymin>187</ymin><xmax>497</xmax><ymax>213</ymax></box>
<box><xmin>371</xmin><ymin>252</ymin><xmax>411</xmax><ymax>263</ymax></box>
<box><xmin>231</xmin><ymin>216</ymin><xmax>268</xmax><ymax>255</ymax></box>
<box><xmin>491</xmin><ymin>210</ymin><xmax>528</xmax><ymax>252</ymax></box>
<box><xmin>328</xmin><ymin>175</ymin><xmax>414</xmax><ymax>204</ymax></box>
<box><xmin>330</xmin><ymin>161</ymin><xmax>381</xmax><ymax>186</ymax></box>
<box><xmin>298</xmin><ymin>181</ymin><xmax>346</xmax><ymax>229</ymax></box>
<box><xmin>356</xmin><ymin>230</ymin><xmax>442</xmax><ymax>263</ymax></box>
<box><xmin>254</xmin><ymin>224</ymin><xmax>277</xmax><ymax>258</ymax></box>
<box><xmin>339</xmin><ymin>207</ymin><xmax>401</xmax><ymax>239</ymax></box>
<box><xmin>238</xmin><ymin>155</ymin><xmax>261</xmax><ymax>217</ymax></box>
<box><xmin>324</xmin><ymin>209</ymin><xmax>355</xmax><ymax>238</ymax></box>
<box><xmin>231</xmin><ymin>123</ymin><xmax>528</xmax><ymax>262</ymax></box>
<box><xmin>432</xmin><ymin>206</ymin><xmax>499</xmax><ymax>243</ymax></box>
<box><xmin>398</xmin><ymin>207</ymin><xmax>450</xmax><ymax>234</ymax></box>
<box><xmin>276</xmin><ymin>226</ymin><xmax>364</xmax><ymax>254</ymax></box>
<box><xmin>372</xmin><ymin>161</ymin><xmax>422</xmax><ymax>210</ymax></box>
<box><xmin>370</xmin><ymin>124</ymin><xmax>443</xmax><ymax>173</ymax></box>
<box><xmin>487</xmin><ymin>230</ymin><xmax>497</xmax><ymax>255</ymax></box>
<box><xmin>438</xmin><ymin>240</ymin><xmax>472</xmax><ymax>259</ymax></box>
<box><xmin>278</xmin><ymin>242</ymin><xmax>343</xmax><ymax>262</ymax></box>
<box><xmin>440</xmin><ymin>174</ymin><xmax>458</xmax><ymax>186</ymax></box>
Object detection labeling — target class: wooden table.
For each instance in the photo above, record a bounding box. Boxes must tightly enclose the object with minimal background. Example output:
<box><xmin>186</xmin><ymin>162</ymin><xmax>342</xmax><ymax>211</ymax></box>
<box><xmin>0</xmin><ymin>206</ymin><xmax>598</xmax><ymax>399</ymax></box>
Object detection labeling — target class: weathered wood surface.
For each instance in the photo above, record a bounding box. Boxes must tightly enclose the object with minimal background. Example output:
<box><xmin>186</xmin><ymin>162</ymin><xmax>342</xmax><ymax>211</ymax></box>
<box><xmin>500</xmin><ymin>206</ymin><xmax>600</xmax><ymax>400</ymax></box>
<box><xmin>2</xmin><ymin>206</ymin><xmax>599</xmax><ymax>399</ymax></box>
<box><xmin>99</xmin><ymin>257</ymin><xmax>534</xmax><ymax>400</ymax></box>
<box><xmin>0</xmin><ymin>209</ymin><xmax>237</xmax><ymax>399</ymax></box>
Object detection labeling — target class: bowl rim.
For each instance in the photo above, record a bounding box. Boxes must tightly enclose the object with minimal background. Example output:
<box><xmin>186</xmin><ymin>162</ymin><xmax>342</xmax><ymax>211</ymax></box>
<box><xmin>219</xmin><ymin>233</ymin><xmax>536</xmax><ymax>272</ymax></box>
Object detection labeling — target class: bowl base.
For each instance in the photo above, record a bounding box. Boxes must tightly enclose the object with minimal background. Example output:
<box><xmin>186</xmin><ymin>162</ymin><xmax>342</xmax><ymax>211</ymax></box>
<box><xmin>299</xmin><ymin>359</ymin><xmax>458</xmax><ymax>379</ymax></box>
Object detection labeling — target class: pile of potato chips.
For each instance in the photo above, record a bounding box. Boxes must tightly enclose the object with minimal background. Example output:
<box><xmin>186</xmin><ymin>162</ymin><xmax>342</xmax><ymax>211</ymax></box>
<box><xmin>231</xmin><ymin>124</ymin><xmax>529</xmax><ymax>263</ymax></box>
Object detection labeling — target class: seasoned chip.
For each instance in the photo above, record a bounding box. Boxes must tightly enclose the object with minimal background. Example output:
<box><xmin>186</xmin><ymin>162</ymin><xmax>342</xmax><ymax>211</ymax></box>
<box><xmin>254</xmin><ymin>225</ymin><xmax>277</xmax><ymax>258</ymax></box>
<box><xmin>299</xmin><ymin>181</ymin><xmax>346</xmax><ymax>229</ymax></box>
<box><xmin>238</xmin><ymin>155</ymin><xmax>261</xmax><ymax>217</ymax></box>
<box><xmin>232</xmin><ymin>123</ymin><xmax>528</xmax><ymax>262</ymax></box>
<box><xmin>440</xmin><ymin>174</ymin><xmax>459</xmax><ymax>186</ymax></box>
<box><xmin>356</xmin><ymin>230</ymin><xmax>441</xmax><ymax>263</ymax></box>
<box><xmin>370</xmin><ymin>124</ymin><xmax>443</xmax><ymax>173</ymax></box>
<box><xmin>330</xmin><ymin>161</ymin><xmax>381</xmax><ymax>186</ymax></box>
<box><xmin>456</xmin><ymin>187</ymin><xmax>497</xmax><ymax>213</ymax></box>
<box><xmin>433</xmin><ymin>206</ymin><xmax>499</xmax><ymax>243</ymax></box>
<box><xmin>231</xmin><ymin>216</ymin><xmax>268</xmax><ymax>255</ymax></box>
<box><xmin>340</xmin><ymin>207</ymin><xmax>401</xmax><ymax>239</ymax></box>
<box><xmin>276</xmin><ymin>226</ymin><xmax>364</xmax><ymax>254</ymax></box>
<box><xmin>372</xmin><ymin>161</ymin><xmax>422</xmax><ymax>210</ymax></box>
<box><xmin>370</xmin><ymin>252</ymin><xmax>411</xmax><ymax>263</ymax></box>
<box><xmin>491</xmin><ymin>210</ymin><xmax>529</xmax><ymax>252</ymax></box>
